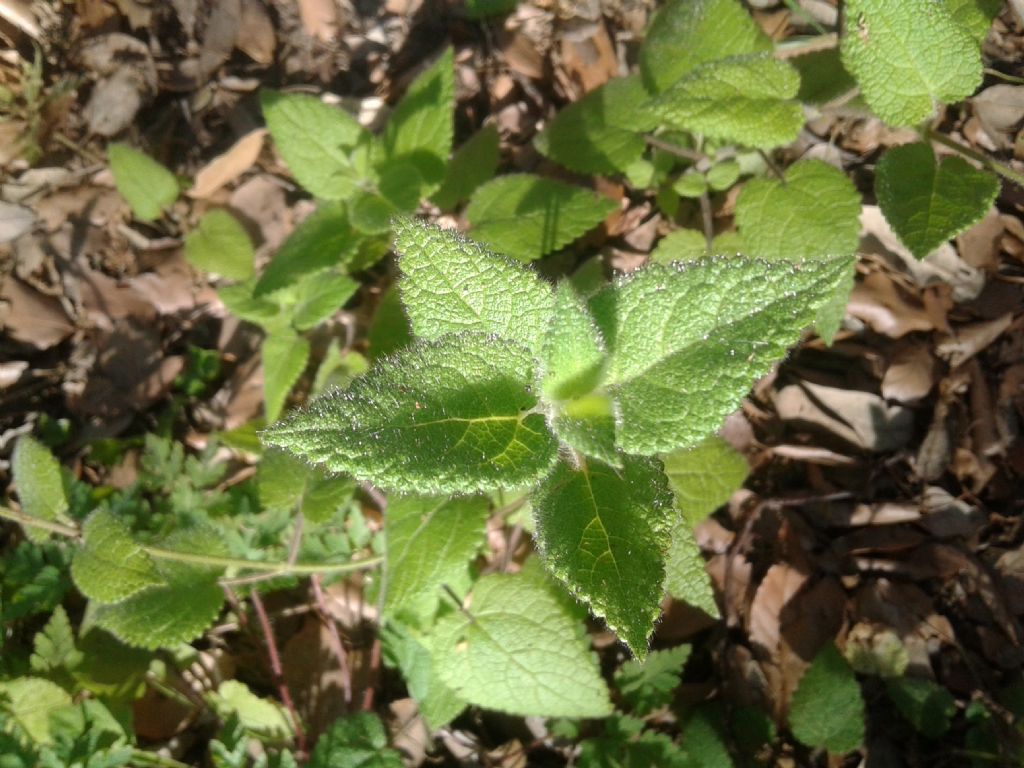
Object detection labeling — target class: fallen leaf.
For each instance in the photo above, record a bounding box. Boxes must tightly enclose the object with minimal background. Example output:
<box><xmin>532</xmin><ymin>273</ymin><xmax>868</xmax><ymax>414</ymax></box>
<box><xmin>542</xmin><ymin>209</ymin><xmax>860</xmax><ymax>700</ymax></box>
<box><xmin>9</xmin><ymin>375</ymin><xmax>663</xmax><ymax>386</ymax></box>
<box><xmin>847</xmin><ymin>271</ymin><xmax>935</xmax><ymax>338</ymax></box>
<box><xmin>297</xmin><ymin>0</ymin><xmax>338</xmax><ymax>42</ymax></box>
<box><xmin>935</xmin><ymin>312</ymin><xmax>1012</xmax><ymax>367</ymax></box>
<box><xmin>0</xmin><ymin>276</ymin><xmax>74</xmax><ymax>349</ymax></box>
<box><xmin>0</xmin><ymin>202</ymin><xmax>35</xmax><ymax>244</ymax></box>
<box><xmin>189</xmin><ymin>129</ymin><xmax>266</xmax><ymax>199</ymax></box>
<box><xmin>236</xmin><ymin>0</ymin><xmax>275</xmax><ymax>65</ymax></box>
<box><xmin>972</xmin><ymin>84</ymin><xmax>1024</xmax><ymax>150</ymax></box>
<box><xmin>881</xmin><ymin>343</ymin><xmax>936</xmax><ymax>403</ymax></box>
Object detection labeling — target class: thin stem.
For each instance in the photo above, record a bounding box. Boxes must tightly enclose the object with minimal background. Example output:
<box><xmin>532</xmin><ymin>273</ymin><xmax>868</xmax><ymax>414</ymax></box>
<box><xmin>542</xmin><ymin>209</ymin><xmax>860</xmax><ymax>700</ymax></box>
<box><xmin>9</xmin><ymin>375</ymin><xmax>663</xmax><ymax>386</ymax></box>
<box><xmin>758</xmin><ymin>149</ymin><xmax>787</xmax><ymax>182</ymax></box>
<box><xmin>0</xmin><ymin>506</ymin><xmax>79</xmax><ymax>537</ymax></box>
<box><xmin>250</xmin><ymin>589</ymin><xmax>306</xmax><ymax>754</ymax></box>
<box><xmin>698</xmin><ymin>191</ymin><xmax>714</xmax><ymax>252</ymax></box>
<box><xmin>927</xmin><ymin>128</ymin><xmax>1024</xmax><ymax>189</ymax></box>
<box><xmin>773</xmin><ymin>32</ymin><xmax>838</xmax><ymax>58</ymax></box>
<box><xmin>643</xmin><ymin>134</ymin><xmax>704</xmax><ymax>163</ymax></box>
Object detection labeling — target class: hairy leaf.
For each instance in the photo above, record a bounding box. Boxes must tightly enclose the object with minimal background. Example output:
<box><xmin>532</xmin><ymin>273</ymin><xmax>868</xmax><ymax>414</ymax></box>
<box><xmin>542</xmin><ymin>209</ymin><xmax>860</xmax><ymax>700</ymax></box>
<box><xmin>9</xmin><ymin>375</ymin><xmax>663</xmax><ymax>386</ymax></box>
<box><xmin>650</xmin><ymin>229</ymin><xmax>709</xmax><ymax>263</ymax></box>
<box><xmin>840</xmin><ymin>0</ymin><xmax>982</xmax><ymax>125</ymax></box>
<box><xmin>432</xmin><ymin>573</ymin><xmax>613</xmax><ymax>717</ymax></box>
<box><xmin>663</xmin><ymin>436</ymin><xmax>748</xmax><ymax>525</ymax></box>
<box><xmin>72</xmin><ymin>508</ymin><xmax>164</xmax><ymax>603</ymax></box>
<box><xmin>12</xmin><ymin>436</ymin><xmax>67</xmax><ymax>543</ymax></box>
<box><xmin>943</xmin><ymin>0</ymin><xmax>1002</xmax><ymax>40</ymax></box>
<box><xmin>532</xmin><ymin>456</ymin><xmax>673</xmax><ymax>656</ymax></box>
<box><xmin>263</xmin><ymin>334</ymin><xmax>559</xmax><ymax>493</ymax></box>
<box><xmin>0</xmin><ymin>677</ymin><xmax>72</xmax><ymax>744</ymax></box>
<box><xmin>664</xmin><ymin>517</ymin><xmax>718</xmax><ymax>618</ymax></box>
<box><xmin>551</xmin><ymin>394</ymin><xmax>621</xmax><ymax>467</ymax></box>
<box><xmin>395</xmin><ymin>218</ymin><xmax>555</xmax><ymax>354</ymax></box>
<box><xmin>185</xmin><ymin>209</ymin><xmax>254</xmax><ymax>281</ymax></box>
<box><xmin>875</xmin><ymin>142</ymin><xmax>999</xmax><ymax>259</ymax></box>
<box><xmin>466</xmin><ymin>174</ymin><xmax>618</xmax><ymax>261</ymax></box>
<box><xmin>432</xmin><ymin>126</ymin><xmax>500</xmax><ymax>211</ymax></box>
<box><xmin>789</xmin><ymin>643</ymin><xmax>865</xmax><ymax>754</ymax></box>
<box><xmin>108</xmin><ymin>144</ymin><xmax>179</xmax><ymax>222</ymax></box>
<box><xmin>541</xmin><ymin>282</ymin><xmax>606</xmax><ymax>401</ymax></box>
<box><xmin>259</xmin><ymin>448</ymin><xmax>356</xmax><ymax>523</ymax></box>
<box><xmin>381</xmin><ymin>622</ymin><xmax>466</xmax><ymax>730</ymax></box>
<box><xmin>596</xmin><ymin>255</ymin><xmax>854</xmax><ymax>454</ymax></box>
<box><xmin>291</xmin><ymin>272</ymin><xmax>359</xmax><ymax>331</ymax></box>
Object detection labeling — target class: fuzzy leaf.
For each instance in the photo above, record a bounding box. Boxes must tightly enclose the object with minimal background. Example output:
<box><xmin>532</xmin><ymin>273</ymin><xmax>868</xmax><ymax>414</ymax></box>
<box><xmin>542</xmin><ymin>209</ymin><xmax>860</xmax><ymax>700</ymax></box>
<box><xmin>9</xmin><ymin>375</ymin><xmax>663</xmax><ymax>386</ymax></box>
<box><xmin>650</xmin><ymin>229</ymin><xmax>709</xmax><ymax>263</ymax></box>
<box><xmin>383</xmin><ymin>495</ymin><xmax>490</xmax><ymax>617</ymax></box>
<box><xmin>943</xmin><ymin>0</ymin><xmax>1002</xmax><ymax>40</ymax></box>
<box><xmin>596</xmin><ymin>255</ymin><xmax>854</xmax><ymax>454</ymax></box>
<box><xmin>291</xmin><ymin>272</ymin><xmax>359</xmax><ymax>331</ymax></box>
<box><xmin>263</xmin><ymin>332</ymin><xmax>310</xmax><ymax>423</ymax></box>
<box><xmin>259</xmin><ymin>448</ymin><xmax>356</xmax><ymax>523</ymax></box>
<box><xmin>789</xmin><ymin>643</ymin><xmax>866</xmax><ymax>754</ymax></box>
<box><xmin>263</xmin><ymin>334</ymin><xmax>559</xmax><ymax>493</ymax></box>
<box><xmin>381</xmin><ymin>622</ymin><xmax>466</xmax><ymax>730</ymax></box>
<box><xmin>308</xmin><ymin>713</ymin><xmax>403</xmax><ymax>768</ymax></box>
<box><xmin>886</xmin><ymin>677</ymin><xmax>956</xmax><ymax>738</ymax></box>
<box><xmin>550</xmin><ymin>394</ymin><xmax>621</xmax><ymax>467</ymax></box>
<box><xmin>394</xmin><ymin>218</ymin><xmax>555</xmax><ymax>354</ymax></box>
<box><xmin>255</xmin><ymin>203</ymin><xmax>358</xmax><ymax>296</ymax></box>
<box><xmin>541</xmin><ymin>282</ymin><xmax>606</xmax><ymax>401</ymax></box>
<box><xmin>466</xmin><ymin>174</ymin><xmax>618</xmax><ymax>261</ymax></box>
<box><xmin>532</xmin><ymin>456</ymin><xmax>673</xmax><ymax>657</ymax></box>
<box><xmin>432</xmin><ymin>573</ymin><xmax>613</xmax><ymax>717</ymax></box>
<box><xmin>664</xmin><ymin>518</ymin><xmax>718</xmax><ymax>618</ymax></box>
<box><xmin>639</xmin><ymin>0</ymin><xmax>771</xmax><ymax>93</ymax></box>
<box><xmin>615</xmin><ymin>645</ymin><xmax>692</xmax><ymax>715</ymax></box>
<box><xmin>72</xmin><ymin>509</ymin><xmax>164</xmax><ymax>604</ymax></box>
<box><xmin>261</xmin><ymin>91</ymin><xmax>366</xmax><ymax>200</ymax></box>
<box><xmin>432</xmin><ymin>126</ymin><xmax>500</xmax><ymax>210</ymax></box>
<box><xmin>663</xmin><ymin>436</ymin><xmax>748</xmax><ymax>525</ymax></box>
<box><xmin>649</xmin><ymin>54</ymin><xmax>803</xmax><ymax>150</ymax></box>
<box><xmin>12</xmin><ymin>436</ymin><xmax>67</xmax><ymax>542</ymax></box>
<box><xmin>108</xmin><ymin>144</ymin><xmax>179</xmax><ymax>222</ymax></box>
<box><xmin>184</xmin><ymin>209</ymin><xmax>254</xmax><ymax>281</ymax></box>
<box><xmin>535</xmin><ymin>76</ymin><xmax>652</xmax><ymax>175</ymax></box>
<box><xmin>211</xmin><ymin>681</ymin><xmax>293</xmax><ymax>741</ymax></box>
<box><xmin>840</xmin><ymin>0</ymin><xmax>982</xmax><ymax>126</ymax></box>
<box><xmin>875</xmin><ymin>142</ymin><xmax>1000</xmax><ymax>259</ymax></box>
<box><xmin>0</xmin><ymin>677</ymin><xmax>72</xmax><ymax>744</ymax></box>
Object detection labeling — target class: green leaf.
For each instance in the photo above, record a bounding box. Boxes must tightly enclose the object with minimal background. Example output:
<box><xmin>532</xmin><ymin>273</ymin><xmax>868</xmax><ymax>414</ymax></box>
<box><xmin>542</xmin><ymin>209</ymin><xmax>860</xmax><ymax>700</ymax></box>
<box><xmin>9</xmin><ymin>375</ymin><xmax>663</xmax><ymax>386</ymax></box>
<box><xmin>367</xmin><ymin>284</ymin><xmax>411</xmax><ymax>361</ymax></box>
<box><xmin>291</xmin><ymin>272</ymin><xmax>359</xmax><ymax>331</ymax></box>
<box><xmin>1</xmin><ymin>540</ymin><xmax>70</xmax><ymax>622</ymax></box>
<box><xmin>639</xmin><ymin>0</ymin><xmax>771</xmax><ymax>93</ymax></box>
<box><xmin>383</xmin><ymin>495</ymin><xmax>489</xmax><ymax>618</ymax></box>
<box><xmin>432</xmin><ymin>124</ymin><xmax>500</xmax><ymax>210</ymax></box>
<box><xmin>707</xmin><ymin>160</ymin><xmax>741</xmax><ymax>191</ymax></box>
<box><xmin>943</xmin><ymin>0</ymin><xmax>1002</xmax><ymax>40</ymax></box>
<box><xmin>551</xmin><ymin>394</ymin><xmax>621</xmax><ymax>467</ymax></box>
<box><xmin>394</xmin><ymin>218</ymin><xmax>555</xmax><ymax>355</ymax></box>
<box><xmin>261</xmin><ymin>91</ymin><xmax>366</xmax><ymax>200</ymax></box>
<box><xmin>663</xmin><ymin>436</ymin><xmax>747</xmax><ymax>525</ymax></box>
<box><xmin>736</xmin><ymin>160</ymin><xmax>861</xmax><ymax>261</ymax></box>
<box><xmin>255</xmin><ymin>203</ymin><xmax>358</xmax><ymax>296</ymax></box>
<box><xmin>789</xmin><ymin>643</ymin><xmax>865</xmax><ymax>754</ymax></box>
<box><xmin>794</xmin><ymin>49</ymin><xmax>858</xmax><ymax>106</ymax></box>
<box><xmin>875</xmin><ymin>142</ymin><xmax>1000</xmax><ymax>259</ymax></box>
<box><xmin>541</xmin><ymin>282</ymin><xmax>606</xmax><ymax>401</ymax></box>
<box><xmin>262</xmin><ymin>332</ymin><xmax>310</xmax><ymax>423</ymax></box>
<box><xmin>107</xmin><ymin>143</ymin><xmax>179</xmax><ymax>222</ymax></box>
<box><xmin>258</xmin><ymin>448</ymin><xmax>355</xmax><ymax>523</ymax></box>
<box><xmin>536</xmin><ymin>76</ymin><xmax>652</xmax><ymax>175</ymax></box>
<box><xmin>680</xmin><ymin>710</ymin><xmax>733</xmax><ymax>768</ymax></box>
<box><xmin>432</xmin><ymin>573</ymin><xmax>613</xmax><ymax>717</ymax></box>
<box><xmin>184</xmin><ymin>209</ymin><xmax>255</xmax><ymax>281</ymax></box>
<box><xmin>466</xmin><ymin>174</ymin><xmax>618</xmax><ymax>261</ymax></box>
<box><xmin>211</xmin><ymin>681</ymin><xmax>293</xmax><ymax>741</ymax></box>
<box><xmin>92</xmin><ymin>529</ymin><xmax>226</xmax><ymax>649</ymax></box>
<box><xmin>664</xmin><ymin>517</ymin><xmax>718</xmax><ymax>618</ymax></box>
<box><xmin>350</xmin><ymin>191</ymin><xmax>396</xmax><ymax>234</ymax></box>
<box><xmin>465</xmin><ymin>0</ymin><xmax>516</xmax><ymax>18</ymax></box>
<box><xmin>383</xmin><ymin>47</ymin><xmax>454</xmax><ymax>189</ymax></box>
<box><xmin>615</xmin><ymin>645</ymin><xmax>691</xmax><ymax>715</ymax></box>
<box><xmin>532</xmin><ymin>456</ymin><xmax>673</xmax><ymax>657</ymax></box>
<box><xmin>71</xmin><ymin>628</ymin><xmax>151</xmax><ymax>700</ymax></box>
<box><xmin>650</xmin><ymin>229</ymin><xmax>709</xmax><ymax>263</ymax></box>
<box><xmin>840</xmin><ymin>0</ymin><xmax>982</xmax><ymax>126</ymax></box>
<box><xmin>71</xmin><ymin>508</ymin><xmax>164</xmax><ymax>603</ymax></box>
<box><xmin>30</xmin><ymin>606</ymin><xmax>82</xmax><ymax>683</ymax></box>
<box><xmin>0</xmin><ymin>677</ymin><xmax>72</xmax><ymax>744</ymax></box>
<box><xmin>380</xmin><ymin>622</ymin><xmax>466</xmax><ymax>730</ymax></box>
<box><xmin>886</xmin><ymin>677</ymin><xmax>956</xmax><ymax>738</ymax></box>
<box><xmin>308</xmin><ymin>713</ymin><xmax>403</xmax><ymax>768</ymax></box>
<box><xmin>263</xmin><ymin>333</ymin><xmax>559</xmax><ymax>493</ymax></box>
<box><xmin>596</xmin><ymin>255</ymin><xmax>854</xmax><ymax>454</ymax></box>
<box><xmin>649</xmin><ymin>54</ymin><xmax>804</xmax><ymax>150</ymax></box>
<box><xmin>12</xmin><ymin>436</ymin><xmax>67</xmax><ymax>542</ymax></box>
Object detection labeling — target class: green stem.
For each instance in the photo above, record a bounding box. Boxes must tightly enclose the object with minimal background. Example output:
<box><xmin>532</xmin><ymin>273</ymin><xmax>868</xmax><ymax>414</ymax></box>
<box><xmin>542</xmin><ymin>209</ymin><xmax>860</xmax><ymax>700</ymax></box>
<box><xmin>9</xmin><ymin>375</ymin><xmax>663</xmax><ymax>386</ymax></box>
<box><xmin>927</xmin><ymin>128</ymin><xmax>1024</xmax><ymax>189</ymax></box>
<box><xmin>0</xmin><ymin>505</ymin><xmax>383</xmax><ymax>576</ymax></box>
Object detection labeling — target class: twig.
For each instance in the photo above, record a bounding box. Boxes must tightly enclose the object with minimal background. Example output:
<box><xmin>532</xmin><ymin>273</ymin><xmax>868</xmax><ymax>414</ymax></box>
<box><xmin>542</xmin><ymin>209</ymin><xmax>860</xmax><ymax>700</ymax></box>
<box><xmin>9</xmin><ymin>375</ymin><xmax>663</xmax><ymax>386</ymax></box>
<box><xmin>758</xmin><ymin>149</ymin><xmax>786</xmax><ymax>182</ymax></box>
<box><xmin>773</xmin><ymin>32</ymin><xmax>839</xmax><ymax>58</ymax></box>
<box><xmin>643</xmin><ymin>134</ymin><xmax>704</xmax><ymax>163</ymax></box>
<box><xmin>927</xmin><ymin>128</ymin><xmax>1024</xmax><ymax>189</ymax></box>
<box><xmin>249</xmin><ymin>589</ymin><xmax>306</xmax><ymax>753</ymax></box>
<box><xmin>0</xmin><ymin>506</ymin><xmax>79</xmax><ymax>538</ymax></box>
<box><xmin>311</xmin><ymin>574</ymin><xmax>353</xmax><ymax>706</ymax></box>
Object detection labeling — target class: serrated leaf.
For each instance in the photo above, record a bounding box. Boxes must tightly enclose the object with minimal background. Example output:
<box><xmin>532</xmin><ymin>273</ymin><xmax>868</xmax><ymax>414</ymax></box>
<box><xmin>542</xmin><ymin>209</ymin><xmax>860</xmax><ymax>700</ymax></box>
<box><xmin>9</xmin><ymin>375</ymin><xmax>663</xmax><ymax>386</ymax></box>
<box><xmin>432</xmin><ymin>125</ymin><xmax>500</xmax><ymax>210</ymax></box>
<box><xmin>92</xmin><ymin>529</ymin><xmax>226</xmax><ymax>650</ymax></box>
<box><xmin>663</xmin><ymin>436</ymin><xmax>748</xmax><ymax>525</ymax></box>
<box><xmin>649</xmin><ymin>54</ymin><xmax>803</xmax><ymax>150</ymax></box>
<box><xmin>261</xmin><ymin>91</ymin><xmax>366</xmax><ymax>200</ymax></box>
<box><xmin>886</xmin><ymin>676</ymin><xmax>956</xmax><ymax>738</ymax></box>
<box><xmin>640</xmin><ymin>0</ymin><xmax>771</xmax><ymax>93</ymax></box>
<box><xmin>185</xmin><ymin>209</ymin><xmax>255</xmax><ymax>281</ymax></box>
<box><xmin>71</xmin><ymin>508</ymin><xmax>164</xmax><ymax>603</ymax></box>
<box><xmin>596</xmin><ymin>255</ymin><xmax>854</xmax><ymax>454</ymax></box>
<box><xmin>789</xmin><ymin>643</ymin><xmax>865</xmax><ymax>754</ymax></box>
<box><xmin>794</xmin><ymin>49</ymin><xmax>858</xmax><ymax>106</ymax></box>
<box><xmin>664</xmin><ymin>517</ymin><xmax>718</xmax><ymax>618</ymax></box>
<box><xmin>263</xmin><ymin>332</ymin><xmax>310</xmax><ymax>423</ymax></box>
<box><xmin>12</xmin><ymin>436</ymin><xmax>67</xmax><ymax>542</ymax></box>
<box><xmin>432</xmin><ymin>573</ymin><xmax>613</xmax><ymax>717</ymax></box>
<box><xmin>840</xmin><ymin>0</ymin><xmax>982</xmax><ymax>126</ymax></box>
<box><xmin>466</xmin><ymin>174</ymin><xmax>618</xmax><ymax>261</ymax></box>
<box><xmin>263</xmin><ymin>333</ymin><xmax>559</xmax><ymax>493</ymax></box>
<box><xmin>394</xmin><ymin>218</ymin><xmax>555</xmax><ymax>354</ymax></box>
<box><xmin>943</xmin><ymin>0</ymin><xmax>1002</xmax><ymax>40</ymax></box>
<box><xmin>108</xmin><ymin>144</ymin><xmax>179</xmax><ymax>222</ymax></box>
<box><xmin>0</xmin><ymin>677</ymin><xmax>72</xmax><ymax>744</ymax></box>
<box><xmin>383</xmin><ymin>495</ymin><xmax>489</xmax><ymax>618</ymax></box>
<box><xmin>308</xmin><ymin>713</ymin><xmax>403</xmax><ymax>768</ymax></box>
<box><xmin>875</xmin><ymin>142</ymin><xmax>999</xmax><ymax>259</ymax></box>
<box><xmin>255</xmin><ymin>203</ymin><xmax>358</xmax><ymax>296</ymax></box>
<box><xmin>381</xmin><ymin>622</ymin><xmax>466</xmax><ymax>730</ymax></box>
<box><xmin>651</xmin><ymin>229</ymin><xmax>709</xmax><ymax>264</ymax></box>
<box><xmin>30</xmin><ymin>605</ymin><xmax>82</xmax><ymax>681</ymax></box>
<box><xmin>615</xmin><ymin>645</ymin><xmax>692</xmax><ymax>715</ymax></box>
<box><xmin>551</xmin><ymin>394</ymin><xmax>621</xmax><ymax>467</ymax></box>
<box><xmin>383</xmin><ymin>47</ymin><xmax>454</xmax><ymax>189</ymax></box>
<box><xmin>542</xmin><ymin>282</ymin><xmax>606</xmax><ymax>401</ymax></box>
<box><xmin>532</xmin><ymin>456</ymin><xmax>673</xmax><ymax>657</ymax></box>
<box><xmin>1</xmin><ymin>540</ymin><xmax>70</xmax><ymax>621</ymax></box>
<box><xmin>680</xmin><ymin>710</ymin><xmax>733</xmax><ymax>768</ymax></box>
<box><xmin>536</xmin><ymin>76</ymin><xmax>652</xmax><ymax>175</ymax></box>
<box><xmin>211</xmin><ymin>681</ymin><xmax>293</xmax><ymax>741</ymax></box>
<box><xmin>291</xmin><ymin>272</ymin><xmax>358</xmax><ymax>331</ymax></box>
<box><xmin>736</xmin><ymin>160</ymin><xmax>861</xmax><ymax>261</ymax></box>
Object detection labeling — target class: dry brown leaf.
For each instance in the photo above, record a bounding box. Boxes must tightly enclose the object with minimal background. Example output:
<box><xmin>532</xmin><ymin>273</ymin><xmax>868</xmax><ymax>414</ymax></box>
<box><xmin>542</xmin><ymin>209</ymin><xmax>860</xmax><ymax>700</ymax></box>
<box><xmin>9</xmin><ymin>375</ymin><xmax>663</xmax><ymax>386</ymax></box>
<box><xmin>189</xmin><ymin>129</ymin><xmax>266</xmax><ymax>199</ymax></box>
<box><xmin>297</xmin><ymin>0</ymin><xmax>338</xmax><ymax>43</ymax></box>
<box><xmin>847</xmin><ymin>271</ymin><xmax>935</xmax><ymax>338</ymax></box>
<box><xmin>881</xmin><ymin>342</ymin><xmax>936</xmax><ymax>403</ymax></box>
<box><xmin>558</xmin><ymin>20</ymin><xmax>617</xmax><ymax>93</ymax></box>
<box><xmin>972</xmin><ymin>84</ymin><xmax>1024</xmax><ymax>150</ymax></box>
<box><xmin>936</xmin><ymin>312</ymin><xmax>1012</xmax><ymax>367</ymax></box>
<box><xmin>236</xmin><ymin>0</ymin><xmax>275</xmax><ymax>65</ymax></box>
<box><xmin>957</xmin><ymin>207</ymin><xmax>1004</xmax><ymax>271</ymax></box>
<box><xmin>0</xmin><ymin>275</ymin><xmax>74</xmax><ymax>349</ymax></box>
<box><xmin>749</xmin><ymin>563</ymin><xmax>808</xmax><ymax>658</ymax></box>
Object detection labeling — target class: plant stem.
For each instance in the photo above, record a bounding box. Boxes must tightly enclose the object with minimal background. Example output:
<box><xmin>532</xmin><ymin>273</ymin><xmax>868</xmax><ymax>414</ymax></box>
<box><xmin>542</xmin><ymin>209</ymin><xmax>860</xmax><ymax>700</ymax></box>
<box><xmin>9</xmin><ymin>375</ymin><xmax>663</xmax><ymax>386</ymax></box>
<box><xmin>0</xmin><ymin>505</ymin><xmax>383</xmax><ymax>575</ymax></box>
<box><xmin>250</xmin><ymin>589</ymin><xmax>306</xmax><ymax>754</ymax></box>
<box><xmin>773</xmin><ymin>32</ymin><xmax>838</xmax><ymax>58</ymax></box>
<box><xmin>927</xmin><ymin>128</ymin><xmax>1024</xmax><ymax>189</ymax></box>
<box><xmin>643</xmin><ymin>135</ymin><xmax>704</xmax><ymax>163</ymax></box>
